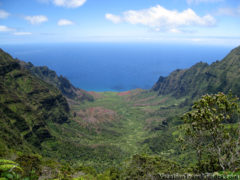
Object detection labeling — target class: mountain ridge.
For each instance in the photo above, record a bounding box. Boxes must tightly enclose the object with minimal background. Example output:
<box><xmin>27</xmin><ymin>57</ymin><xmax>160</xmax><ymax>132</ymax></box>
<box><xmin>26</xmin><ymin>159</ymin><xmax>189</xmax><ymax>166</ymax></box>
<box><xmin>152</xmin><ymin>45</ymin><xmax>240</xmax><ymax>98</ymax></box>
<box><xmin>1</xmin><ymin>45</ymin><xmax>240</xmax><ymax>178</ymax></box>
<box><xmin>0</xmin><ymin>48</ymin><xmax>70</xmax><ymax>151</ymax></box>
<box><xmin>20</xmin><ymin>61</ymin><xmax>94</xmax><ymax>102</ymax></box>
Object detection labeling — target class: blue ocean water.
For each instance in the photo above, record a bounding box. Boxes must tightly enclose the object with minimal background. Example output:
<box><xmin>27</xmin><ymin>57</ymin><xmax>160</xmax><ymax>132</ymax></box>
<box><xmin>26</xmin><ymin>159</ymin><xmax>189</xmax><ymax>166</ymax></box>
<box><xmin>1</xmin><ymin>43</ymin><xmax>234</xmax><ymax>92</ymax></box>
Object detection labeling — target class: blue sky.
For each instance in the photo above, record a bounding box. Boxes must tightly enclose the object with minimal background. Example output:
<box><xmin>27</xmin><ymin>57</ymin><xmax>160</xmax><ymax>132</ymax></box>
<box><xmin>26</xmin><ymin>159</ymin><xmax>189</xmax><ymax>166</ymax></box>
<box><xmin>0</xmin><ymin>0</ymin><xmax>240</xmax><ymax>45</ymax></box>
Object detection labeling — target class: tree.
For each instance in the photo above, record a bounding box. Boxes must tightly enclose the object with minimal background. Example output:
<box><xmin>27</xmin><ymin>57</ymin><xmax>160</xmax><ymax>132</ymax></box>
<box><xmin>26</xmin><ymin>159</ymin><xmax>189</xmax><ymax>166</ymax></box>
<box><xmin>122</xmin><ymin>154</ymin><xmax>182</xmax><ymax>179</ymax></box>
<box><xmin>0</xmin><ymin>159</ymin><xmax>23</xmax><ymax>179</ymax></box>
<box><xmin>181</xmin><ymin>92</ymin><xmax>240</xmax><ymax>172</ymax></box>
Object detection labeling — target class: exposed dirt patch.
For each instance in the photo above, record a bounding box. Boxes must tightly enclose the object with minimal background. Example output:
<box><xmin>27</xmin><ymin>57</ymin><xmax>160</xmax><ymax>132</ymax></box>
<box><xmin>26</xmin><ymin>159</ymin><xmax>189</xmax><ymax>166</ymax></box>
<box><xmin>88</xmin><ymin>91</ymin><xmax>103</xmax><ymax>99</ymax></box>
<box><xmin>75</xmin><ymin>107</ymin><xmax>117</xmax><ymax>125</ymax></box>
<box><xmin>117</xmin><ymin>91</ymin><xmax>132</xmax><ymax>96</ymax></box>
<box><xmin>118</xmin><ymin>89</ymin><xmax>144</xmax><ymax>97</ymax></box>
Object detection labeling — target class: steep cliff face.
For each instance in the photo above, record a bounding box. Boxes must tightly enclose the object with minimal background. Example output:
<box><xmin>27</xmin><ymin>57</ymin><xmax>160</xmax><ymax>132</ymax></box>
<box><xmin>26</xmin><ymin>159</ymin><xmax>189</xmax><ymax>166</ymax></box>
<box><xmin>22</xmin><ymin>62</ymin><xmax>94</xmax><ymax>102</ymax></box>
<box><xmin>152</xmin><ymin>46</ymin><xmax>240</xmax><ymax>98</ymax></box>
<box><xmin>0</xmin><ymin>49</ymin><xmax>70</xmax><ymax>149</ymax></box>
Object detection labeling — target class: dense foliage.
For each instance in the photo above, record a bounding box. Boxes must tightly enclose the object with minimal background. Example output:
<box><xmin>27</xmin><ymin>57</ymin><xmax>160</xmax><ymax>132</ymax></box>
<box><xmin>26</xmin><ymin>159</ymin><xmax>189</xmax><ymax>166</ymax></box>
<box><xmin>181</xmin><ymin>92</ymin><xmax>240</xmax><ymax>172</ymax></box>
<box><xmin>0</xmin><ymin>49</ymin><xmax>70</xmax><ymax>151</ymax></box>
<box><xmin>22</xmin><ymin>62</ymin><xmax>94</xmax><ymax>102</ymax></box>
<box><xmin>1</xmin><ymin>46</ymin><xmax>240</xmax><ymax>179</ymax></box>
<box><xmin>152</xmin><ymin>46</ymin><xmax>240</xmax><ymax>98</ymax></box>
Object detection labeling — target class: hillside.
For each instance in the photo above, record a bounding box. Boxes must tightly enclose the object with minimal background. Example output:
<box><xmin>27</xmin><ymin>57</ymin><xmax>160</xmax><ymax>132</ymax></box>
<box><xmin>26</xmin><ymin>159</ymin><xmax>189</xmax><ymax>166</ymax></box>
<box><xmin>0</xmin><ymin>49</ymin><xmax>184</xmax><ymax>173</ymax></box>
<box><xmin>152</xmin><ymin>46</ymin><xmax>240</xmax><ymax>98</ymax></box>
<box><xmin>1</xmin><ymin>46</ymin><xmax>240</xmax><ymax>179</ymax></box>
<box><xmin>21</xmin><ymin>61</ymin><xmax>94</xmax><ymax>102</ymax></box>
<box><xmin>0</xmin><ymin>49</ymin><xmax>70</xmax><ymax>153</ymax></box>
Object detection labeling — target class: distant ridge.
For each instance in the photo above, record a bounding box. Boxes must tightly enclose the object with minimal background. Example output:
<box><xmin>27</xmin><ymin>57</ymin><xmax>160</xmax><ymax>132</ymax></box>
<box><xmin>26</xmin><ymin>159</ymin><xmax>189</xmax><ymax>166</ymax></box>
<box><xmin>0</xmin><ymin>48</ymin><xmax>70</xmax><ymax>150</ymax></box>
<box><xmin>20</xmin><ymin>62</ymin><xmax>94</xmax><ymax>102</ymax></box>
<box><xmin>152</xmin><ymin>45</ymin><xmax>240</xmax><ymax>98</ymax></box>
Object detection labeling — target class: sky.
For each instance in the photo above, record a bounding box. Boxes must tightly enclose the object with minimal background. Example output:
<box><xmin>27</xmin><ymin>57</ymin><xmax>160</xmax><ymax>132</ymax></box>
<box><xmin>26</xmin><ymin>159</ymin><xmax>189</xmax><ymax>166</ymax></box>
<box><xmin>0</xmin><ymin>0</ymin><xmax>240</xmax><ymax>45</ymax></box>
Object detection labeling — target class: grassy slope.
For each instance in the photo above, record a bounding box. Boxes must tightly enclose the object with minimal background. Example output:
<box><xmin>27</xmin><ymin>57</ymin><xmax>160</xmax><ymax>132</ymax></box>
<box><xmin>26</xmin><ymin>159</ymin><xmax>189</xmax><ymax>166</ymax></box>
<box><xmin>72</xmin><ymin>91</ymin><xmax>149</xmax><ymax>154</ymax></box>
<box><xmin>0</xmin><ymin>49</ymin><xmax>70</xmax><ymax>155</ymax></box>
<box><xmin>21</xmin><ymin>62</ymin><xmax>94</xmax><ymax>101</ymax></box>
<box><xmin>40</xmin><ymin>89</ymin><xmax>189</xmax><ymax>171</ymax></box>
<box><xmin>152</xmin><ymin>46</ymin><xmax>240</xmax><ymax>98</ymax></box>
<box><xmin>3</xmin><ymin>46</ymin><xmax>240</xmax><ymax>174</ymax></box>
<box><xmin>1</xmin><ymin>48</ymin><xmax>187</xmax><ymax>172</ymax></box>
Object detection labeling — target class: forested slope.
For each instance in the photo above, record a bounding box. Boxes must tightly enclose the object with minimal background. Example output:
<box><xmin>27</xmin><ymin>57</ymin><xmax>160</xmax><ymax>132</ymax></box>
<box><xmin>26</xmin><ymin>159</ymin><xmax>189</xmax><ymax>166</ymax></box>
<box><xmin>152</xmin><ymin>46</ymin><xmax>240</xmax><ymax>98</ymax></box>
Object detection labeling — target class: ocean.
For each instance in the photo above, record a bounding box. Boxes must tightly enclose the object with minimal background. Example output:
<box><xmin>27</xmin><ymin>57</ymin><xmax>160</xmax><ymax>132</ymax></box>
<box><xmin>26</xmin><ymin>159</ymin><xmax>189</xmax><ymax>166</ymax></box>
<box><xmin>1</xmin><ymin>43</ymin><xmax>234</xmax><ymax>92</ymax></box>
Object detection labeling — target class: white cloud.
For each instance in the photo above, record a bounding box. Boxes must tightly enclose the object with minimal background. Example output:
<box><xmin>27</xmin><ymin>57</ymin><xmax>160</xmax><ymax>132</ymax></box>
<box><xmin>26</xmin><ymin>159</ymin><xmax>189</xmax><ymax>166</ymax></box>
<box><xmin>58</xmin><ymin>19</ymin><xmax>74</xmax><ymax>26</ymax></box>
<box><xmin>25</xmin><ymin>15</ymin><xmax>48</xmax><ymax>25</ymax></box>
<box><xmin>105</xmin><ymin>14</ymin><xmax>122</xmax><ymax>24</ymax></box>
<box><xmin>13</xmin><ymin>32</ymin><xmax>32</xmax><ymax>36</ymax></box>
<box><xmin>217</xmin><ymin>6</ymin><xmax>240</xmax><ymax>16</ymax></box>
<box><xmin>0</xmin><ymin>25</ymin><xmax>15</xmax><ymax>32</ymax></box>
<box><xmin>0</xmin><ymin>10</ymin><xmax>10</xmax><ymax>19</ymax></box>
<box><xmin>169</xmin><ymin>28</ymin><xmax>181</xmax><ymax>33</ymax></box>
<box><xmin>106</xmin><ymin>5</ymin><xmax>216</xmax><ymax>32</ymax></box>
<box><xmin>187</xmin><ymin>0</ymin><xmax>223</xmax><ymax>4</ymax></box>
<box><xmin>53</xmin><ymin>0</ymin><xmax>86</xmax><ymax>8</ymax></box>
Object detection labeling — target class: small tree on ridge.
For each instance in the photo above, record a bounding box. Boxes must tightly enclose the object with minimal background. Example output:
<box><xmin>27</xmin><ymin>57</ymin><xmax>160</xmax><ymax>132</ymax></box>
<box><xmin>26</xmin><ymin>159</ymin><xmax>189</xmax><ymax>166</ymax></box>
<box><xmin>182</xmin><ymin>92</ymin><xmax>240</xmax><ymax>172</ymax></box>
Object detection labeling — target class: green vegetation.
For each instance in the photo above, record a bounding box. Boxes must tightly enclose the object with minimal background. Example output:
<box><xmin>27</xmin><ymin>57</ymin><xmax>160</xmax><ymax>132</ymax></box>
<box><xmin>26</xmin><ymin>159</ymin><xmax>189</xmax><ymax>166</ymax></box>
<box><xmin>0</xmin><ymin>49</ymin><xmax>70</xmax><ymax>152</ymax></box>
<box><xmin>181</xmin><ymin>92</ymin><xmax>240</xmax><ymax>172</ymax></box>
<box><xmin>152</xmin><ymin>46</ymin><xmax>240</xmax><ymax>99</ymax></box>
<box><xmin>0</xmin><ymin>159</ymin><xmax>23</xmax><ymax>179</ymax></box>
<box><xmin>1</xmin><ymin>46</ymin><xmax>240</xmax><ymax>179</ymax></box>
<box><xmin>22</xmin><ymin>62</ymin><xmax>94</xmax><ymax>102</ymax></box>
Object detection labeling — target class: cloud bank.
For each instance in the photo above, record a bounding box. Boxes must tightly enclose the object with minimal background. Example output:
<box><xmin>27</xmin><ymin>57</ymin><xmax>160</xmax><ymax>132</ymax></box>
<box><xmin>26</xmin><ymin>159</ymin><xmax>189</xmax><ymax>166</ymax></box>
<box><xmin>105</xmin><ymin>14</ymin><xmax>122</xmax><ymax>24</ymax></box>
<box><xmin>106</xmin><ymin>5</ymin><xmax>216</xmax><ymax>32</ymax></box>
<box><xmin>13</xmin><ymin>32</ymin><xmax>32</xmax><ymax>36</ymax></box>
<box><xmin>25</xmin><ymin>15</ymin><xmax>48</xmax><ymax>25</ymax></box>
<box><xmin>53</xmin><ymin>0</ymin><xmax>86</xmax><ymax>8</ymax></box>
<box><xmin>0</xmin><ymin>25</ymin><xmax>15</xmax><ymax>32</ymax></box>
<box><xmin>0</xmin><ymin>10</ymin><xmax>10</xmax><ymax>19</ymax></box>
<box><xmin>58</xmin><ymin>19</ymin><xmax>74</xmax><ymax>26</ymax></box>
<box><xmin>217</xmin><ymin>6</ymin><xmax>240</xmax><ymax>16</ymax></box>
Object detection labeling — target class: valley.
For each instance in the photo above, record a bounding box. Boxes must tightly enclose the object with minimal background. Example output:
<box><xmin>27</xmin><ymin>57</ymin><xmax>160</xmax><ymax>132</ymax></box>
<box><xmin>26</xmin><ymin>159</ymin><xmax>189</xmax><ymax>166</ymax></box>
<box><xmin>1</xmin><ymin>45</ymin><xmax>240</xmax><ymax>179</ymax></box>
<box><xmin>1</xmin><ymin>0</ymin><xmax>240</xmax><ymax>178</ymax></box>
<box><xmin>40</xmin><ymin>89</ymin><xmax>186</xmax><ymax>171</ymax></box>
<box><xmin>70</xmin><ymin>90</ymin><xmax>182</xmax><ymax>154</ymax></box>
